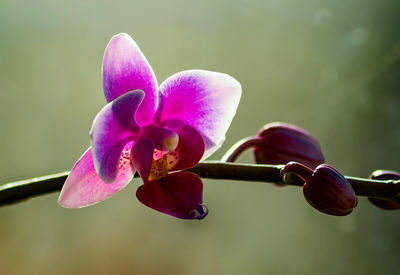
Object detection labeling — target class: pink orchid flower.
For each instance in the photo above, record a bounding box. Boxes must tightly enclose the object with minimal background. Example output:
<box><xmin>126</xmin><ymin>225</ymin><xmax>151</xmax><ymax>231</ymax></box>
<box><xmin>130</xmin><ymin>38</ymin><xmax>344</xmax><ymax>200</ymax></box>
<box><xmin>58</xmin><ymin>33</ymin><xmax>241</xmax><ymax>219</ymax></box>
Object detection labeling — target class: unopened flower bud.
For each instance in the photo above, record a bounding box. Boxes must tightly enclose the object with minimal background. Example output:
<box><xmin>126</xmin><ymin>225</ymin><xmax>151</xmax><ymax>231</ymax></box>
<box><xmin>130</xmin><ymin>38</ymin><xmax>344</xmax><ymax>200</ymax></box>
<box><xmin>255</xmin><ymin>122</ymin><xmax>324</xmax><ymax>168</ymax></box>
<box><xmin>282</xmin><ymin>162</ymin><xmax>357</xmax><ymax>216</ymax></box>
<box><xmin>368</xmin><ymin>170</ymin><xmax>400</xmax><ymax>210</ymax></box>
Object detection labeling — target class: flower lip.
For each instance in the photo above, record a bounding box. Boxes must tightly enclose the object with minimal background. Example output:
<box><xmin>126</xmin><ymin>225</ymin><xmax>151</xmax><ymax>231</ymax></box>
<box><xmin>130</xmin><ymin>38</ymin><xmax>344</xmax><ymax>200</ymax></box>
<box><xmin>130</xmin><ymin>138</ymin><xmax>155</xmax><ymax>182</ymax></box>
<box><xmin>136</xmin><ymin>171</ymin><xmax>206</xmax><ymax>220</ymax></box>
<box><xmin>189</xmin><ymin>204</ymin><xmax>209</xmax><ymax>220</ymax></box>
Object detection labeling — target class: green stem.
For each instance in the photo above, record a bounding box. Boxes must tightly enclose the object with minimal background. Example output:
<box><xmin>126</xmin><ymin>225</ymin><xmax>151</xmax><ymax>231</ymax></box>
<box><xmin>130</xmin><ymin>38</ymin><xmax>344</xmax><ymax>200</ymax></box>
<box><xmin>0</xmin><ymin>161</ymin><xmax>399</xmax><ymax>206</ymax></box>
<box><xmin>220</xmin><ymin>136</ymin><xmax>263</xmax><ymax>162</ymax></box>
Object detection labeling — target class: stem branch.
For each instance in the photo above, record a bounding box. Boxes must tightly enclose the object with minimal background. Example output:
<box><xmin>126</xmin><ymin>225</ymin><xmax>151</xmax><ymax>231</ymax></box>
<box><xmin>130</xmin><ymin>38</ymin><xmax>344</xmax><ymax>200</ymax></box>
<box><xmin>220</xmin><ymin>136</ymin><xmax>263</xmax><ymax>162</ymax></box>
<box><xmin>1</xmin><ymin>161</ymin><xmax>399</xmax><ymax>206</ymax></box>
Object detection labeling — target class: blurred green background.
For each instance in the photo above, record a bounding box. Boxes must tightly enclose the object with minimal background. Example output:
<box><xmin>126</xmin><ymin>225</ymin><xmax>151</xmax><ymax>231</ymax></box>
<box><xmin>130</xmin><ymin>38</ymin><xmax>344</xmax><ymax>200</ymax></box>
<box><xmin>1</xmin><ymin>0</ymin><xmax>400</xmax><ymax>274</ymax></box>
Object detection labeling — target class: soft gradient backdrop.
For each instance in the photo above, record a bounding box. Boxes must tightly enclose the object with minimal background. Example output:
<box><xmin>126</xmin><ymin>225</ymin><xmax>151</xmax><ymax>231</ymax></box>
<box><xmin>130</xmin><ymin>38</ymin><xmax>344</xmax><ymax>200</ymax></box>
<box><xmin>1</xmin><ymin>0</ymin><xmax>400</xmax><ymax>274</ymax></box>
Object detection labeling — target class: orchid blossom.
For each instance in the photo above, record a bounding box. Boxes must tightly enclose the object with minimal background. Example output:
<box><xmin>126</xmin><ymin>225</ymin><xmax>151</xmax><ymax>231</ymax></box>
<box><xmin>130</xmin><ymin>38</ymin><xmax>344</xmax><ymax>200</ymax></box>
<box><xmin>58</xmin><ymin>33</ymin><xmax>241</xmax><ymax>219</ymax></box>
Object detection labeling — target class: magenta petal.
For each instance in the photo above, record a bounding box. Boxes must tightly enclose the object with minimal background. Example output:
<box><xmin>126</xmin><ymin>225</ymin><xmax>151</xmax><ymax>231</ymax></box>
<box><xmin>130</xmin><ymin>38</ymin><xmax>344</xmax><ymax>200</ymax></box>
<box><xmin>136</xmin><ymin>172</ymin><xmax>207</xmax><ymax>220</ymax></box>
<box><xmin>156</xmin><ymin>70</ymin><xmax>241</xmax><ymax>158</ymax></box>
<box><xmin>140</xmin><ymin>125</ymin><xmax>178</xmax><ymax>152</ymax></box>
<box><xmin>112</xmin><ymin>90</ymin><xmax>144</xmax><ymax>131</ymax></box>
<box><xmin>102</xmin><ymin>33</ymin><xmax>158</xmax><ymax>125</ymax></box>
<box><xmin>167</xmin><ymin>124</ymin><xmax>205</xmax><ymax>171</ymax></box>
<box><xmin>58</xmin><ymin>147</ymin><xmax>134</xmax><ymax>208</ymax></box>
<box><xmin>130</xmin><ymin>138</ymin><xmax>155</xmax><ymax>182</ymax></box>
<box><xmin>90</xmin><ymin>91</ymin><xmax>143</xmax><ymax>183</ymax></box>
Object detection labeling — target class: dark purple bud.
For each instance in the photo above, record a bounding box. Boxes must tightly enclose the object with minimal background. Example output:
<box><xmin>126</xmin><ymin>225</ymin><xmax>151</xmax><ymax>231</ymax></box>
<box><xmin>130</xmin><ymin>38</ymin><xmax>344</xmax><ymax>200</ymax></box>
<box><xmin>283</xmin><ymin>162</ymin><xmax>357</xmax><ymax>216</ymax></box>
<box><xmin>255</xmin><ymin>122</ymin><xmax>324</xmax><ymax>169</ymax></box>
<box><xmin>368</xmin><ymin>170</ymin><xmax>400</xmax><ymax>210</ymax></box>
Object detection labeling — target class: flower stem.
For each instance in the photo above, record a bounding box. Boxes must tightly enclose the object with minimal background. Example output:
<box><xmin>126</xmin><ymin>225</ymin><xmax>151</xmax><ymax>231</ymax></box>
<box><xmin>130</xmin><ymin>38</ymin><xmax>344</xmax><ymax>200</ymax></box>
<box><xmin>0</xmin><ymin>161</ymin><xmax>399</xmax><ymax>207</ymax></box>
<box><xmin>220</xmin><ymin>136</ymin><xmax>264</xmax><ymax>162</ymax></box>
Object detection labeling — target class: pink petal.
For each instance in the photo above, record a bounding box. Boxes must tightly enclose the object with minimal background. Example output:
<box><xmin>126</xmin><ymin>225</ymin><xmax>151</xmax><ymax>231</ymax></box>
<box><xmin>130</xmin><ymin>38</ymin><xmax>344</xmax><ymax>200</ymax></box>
<box><xmin>130</xmin><ymin>138</ymin><xmax>155</xmax><ymax>183</ymax></box>
<box><xmin>155</xmin><ymin>70</ymin><xmax>241</xmax><ymax>158</ymax></box>
<box><xmin>90</xmin><ymin>91</ymin><xmax>143</xmax><ymax>183</ymax></box>
<box><xmin>136</xmin><ymin>171</ymin><xmax>208</xmax><ymax>220</ymax></box>
<box><xmin>165</xmin><ymin>124</ymin><xmax>205</xmax><ymax>171</ymax></box>
<box><xmin>58</xmin><ymin>147</ymin><xmax>134</xmax><ymax>208</ymax></box>
<box><xmin>102</xmin><ymin>33</ymin><xmax>158</xmax><ymax>125</ymax></box>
